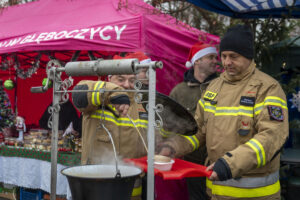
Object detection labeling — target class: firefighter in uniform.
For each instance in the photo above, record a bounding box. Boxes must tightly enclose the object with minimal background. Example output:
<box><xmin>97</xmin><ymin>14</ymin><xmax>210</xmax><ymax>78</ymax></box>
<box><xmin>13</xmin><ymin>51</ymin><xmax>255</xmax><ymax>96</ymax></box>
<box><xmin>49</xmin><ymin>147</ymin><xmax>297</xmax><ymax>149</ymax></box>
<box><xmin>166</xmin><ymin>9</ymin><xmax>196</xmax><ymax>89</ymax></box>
<box><xmin>72</xmin><ymin>54</ymin><xmax>155</xmax><ymax>200</ymax></box>
<box><xmin>159</xmin><ymin>24</ymin><xmax>289</xmax><ymax>200</ymax></box>
<box><xmin>169</xmin><ymin>41</ymin><xmax>218</xmax><ymax>200</ymax></box>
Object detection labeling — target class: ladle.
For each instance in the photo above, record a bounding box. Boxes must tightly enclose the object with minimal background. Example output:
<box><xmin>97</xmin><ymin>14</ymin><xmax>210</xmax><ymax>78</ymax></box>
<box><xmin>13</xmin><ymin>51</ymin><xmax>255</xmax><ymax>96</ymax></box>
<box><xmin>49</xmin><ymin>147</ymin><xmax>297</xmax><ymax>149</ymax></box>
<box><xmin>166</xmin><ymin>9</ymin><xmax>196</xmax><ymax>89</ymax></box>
<box><xmin>102</xmin><ymin>123</ymin><xmax>121</xmax><ymax>178</ymax></box>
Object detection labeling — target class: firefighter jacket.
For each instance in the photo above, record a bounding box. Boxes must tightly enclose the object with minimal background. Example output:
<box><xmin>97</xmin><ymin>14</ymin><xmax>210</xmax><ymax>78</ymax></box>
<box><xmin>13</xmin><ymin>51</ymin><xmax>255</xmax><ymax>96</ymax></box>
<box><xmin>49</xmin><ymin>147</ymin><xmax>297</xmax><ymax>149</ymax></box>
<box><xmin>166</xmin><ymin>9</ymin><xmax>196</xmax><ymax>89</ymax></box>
<box><xmin>72</xmin><ymin>80</ymin><xmax>149</xmax><ymax>165</ymax></box>
<box><xmin>169</xmin><ymin>68</ymin><xmax>217</xmax><ymax>164</ymax></box>
<box><xmin>165</xmin><ymin>61</ymin><xmax>289</xmax><ymax>198</ymax></box>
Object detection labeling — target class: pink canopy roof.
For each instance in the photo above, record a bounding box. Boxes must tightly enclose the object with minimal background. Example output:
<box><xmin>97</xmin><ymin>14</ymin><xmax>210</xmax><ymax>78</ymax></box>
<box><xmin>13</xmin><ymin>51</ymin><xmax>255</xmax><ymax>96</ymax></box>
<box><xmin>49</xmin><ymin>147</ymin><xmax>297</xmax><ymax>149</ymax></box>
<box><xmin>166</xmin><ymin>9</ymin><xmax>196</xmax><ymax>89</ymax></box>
<box><xmin>0</xmin><ymin>0</ymin><xmax>219</xmax><ymax>126</ymax></box>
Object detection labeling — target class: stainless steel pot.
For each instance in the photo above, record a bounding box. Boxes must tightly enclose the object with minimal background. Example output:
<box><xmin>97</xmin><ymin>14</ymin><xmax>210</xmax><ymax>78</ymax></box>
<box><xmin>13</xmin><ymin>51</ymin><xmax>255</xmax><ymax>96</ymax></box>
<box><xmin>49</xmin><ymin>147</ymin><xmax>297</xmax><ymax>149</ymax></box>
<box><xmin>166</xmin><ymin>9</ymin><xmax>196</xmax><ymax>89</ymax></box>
<box><xmin>61</xmin><ymin>164</ymin><xmax>142</xmax><ymax>200</ymax></box>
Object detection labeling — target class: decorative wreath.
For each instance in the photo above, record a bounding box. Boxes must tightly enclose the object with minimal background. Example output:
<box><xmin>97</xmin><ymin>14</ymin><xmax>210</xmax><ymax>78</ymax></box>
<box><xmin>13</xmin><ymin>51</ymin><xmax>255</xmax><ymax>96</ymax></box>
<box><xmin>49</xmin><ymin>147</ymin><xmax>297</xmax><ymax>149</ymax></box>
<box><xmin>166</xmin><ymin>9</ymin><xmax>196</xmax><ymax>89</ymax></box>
<box><xmin>14</xmin><ymin>53</ymin><xmax>41</xmax><ymax>79</ymax></box>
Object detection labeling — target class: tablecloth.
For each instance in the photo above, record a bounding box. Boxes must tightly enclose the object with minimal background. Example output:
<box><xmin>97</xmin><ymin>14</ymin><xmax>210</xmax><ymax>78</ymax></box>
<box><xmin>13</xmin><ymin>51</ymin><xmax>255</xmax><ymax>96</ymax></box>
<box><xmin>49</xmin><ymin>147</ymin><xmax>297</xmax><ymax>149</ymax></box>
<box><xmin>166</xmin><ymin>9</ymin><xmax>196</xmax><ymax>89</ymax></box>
<box><xmin>0</xmin><ymin>156</ymin><xmax>72</xmax><ymax>199</ymax></box>
<box><xmin>0</xmin><ymin>145</ymin><xmax>81</xmax><ymax>166</ymax></box>
<box><xmin>0</xmin><ymin>145</ymin><xmax>81</xmax><ymax>200</ymax></box>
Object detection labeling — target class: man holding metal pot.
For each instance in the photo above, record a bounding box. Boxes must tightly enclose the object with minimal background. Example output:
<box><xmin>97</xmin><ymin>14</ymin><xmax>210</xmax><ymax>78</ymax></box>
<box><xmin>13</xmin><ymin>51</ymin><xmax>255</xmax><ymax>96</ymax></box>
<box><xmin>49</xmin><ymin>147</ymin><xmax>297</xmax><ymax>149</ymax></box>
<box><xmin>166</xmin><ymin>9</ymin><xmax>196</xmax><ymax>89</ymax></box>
<box><xmin>159</xmin><ymin>24</ymin><xmax>289</xmax><ymax>200</ymax></box>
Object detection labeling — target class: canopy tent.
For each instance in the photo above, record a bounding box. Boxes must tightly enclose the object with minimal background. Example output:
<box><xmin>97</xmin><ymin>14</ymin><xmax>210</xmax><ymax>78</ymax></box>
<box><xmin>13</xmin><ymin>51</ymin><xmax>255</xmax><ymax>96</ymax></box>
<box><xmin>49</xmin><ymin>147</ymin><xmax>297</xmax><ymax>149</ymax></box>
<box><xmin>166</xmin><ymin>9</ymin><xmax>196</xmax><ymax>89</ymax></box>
<box><xmin>186</xmin><ymin>0</ymin><xmax>300</xmax><ymax>18</ymax></box>
<box><xmin>0</xmin><ymin>0</ymin><xmax>219</xmax><ymax>127</ymax></box>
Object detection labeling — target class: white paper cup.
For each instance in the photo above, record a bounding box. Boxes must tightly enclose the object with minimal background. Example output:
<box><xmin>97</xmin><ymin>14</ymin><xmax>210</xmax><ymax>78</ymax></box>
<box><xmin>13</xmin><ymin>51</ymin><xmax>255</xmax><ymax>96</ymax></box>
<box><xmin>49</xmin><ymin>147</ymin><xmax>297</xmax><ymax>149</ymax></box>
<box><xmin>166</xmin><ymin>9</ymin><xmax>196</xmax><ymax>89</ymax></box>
<box><xmin>154</xmin><ymin>159</ymin><xmax>175</xmax><ymax>171</ymax></box>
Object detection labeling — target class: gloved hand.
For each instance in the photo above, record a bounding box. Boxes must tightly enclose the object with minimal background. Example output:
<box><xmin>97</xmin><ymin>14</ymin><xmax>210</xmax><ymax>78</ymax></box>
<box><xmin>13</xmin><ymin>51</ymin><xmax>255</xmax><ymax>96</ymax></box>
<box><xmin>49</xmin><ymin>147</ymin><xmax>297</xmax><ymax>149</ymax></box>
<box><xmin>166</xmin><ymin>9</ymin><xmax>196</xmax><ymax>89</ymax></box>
<box><xmin>113</xmin><ymin>104</ymin><xmax>130</xmax><ymax>116</ymax></box>
<box><xmin>206</xmin><ymin>163</ymin><xmax>219</xmax><ymax>181</ymax></box>
<box><xmin>207</xmin><ymin>158</ymin><xmax>232</xmax><ymax>181</ymax></box>
<box><xmin>110</xmin><ymin>94</ymin><xmax>130</xmax><ymax>116</ymax></box>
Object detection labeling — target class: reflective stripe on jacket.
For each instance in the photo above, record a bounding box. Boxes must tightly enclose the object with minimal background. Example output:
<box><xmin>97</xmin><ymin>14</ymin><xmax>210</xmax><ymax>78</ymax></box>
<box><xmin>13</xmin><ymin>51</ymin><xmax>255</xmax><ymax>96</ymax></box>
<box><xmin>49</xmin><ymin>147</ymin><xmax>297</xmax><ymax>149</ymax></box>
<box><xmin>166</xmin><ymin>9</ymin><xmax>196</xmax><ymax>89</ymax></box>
<box><xmin>206</xmin><ymin>171</ymin><xmax>280</xmax><ymax>198</ymax></box>
<box><xmin>91</xmin><ymin>109</ymin><xmax>148</xmax><ymax>128</ymax></box>
<box><xmin>72</xmin><ymin>80</ymin><xmax>149</xmax><ymax>164</ymax></box>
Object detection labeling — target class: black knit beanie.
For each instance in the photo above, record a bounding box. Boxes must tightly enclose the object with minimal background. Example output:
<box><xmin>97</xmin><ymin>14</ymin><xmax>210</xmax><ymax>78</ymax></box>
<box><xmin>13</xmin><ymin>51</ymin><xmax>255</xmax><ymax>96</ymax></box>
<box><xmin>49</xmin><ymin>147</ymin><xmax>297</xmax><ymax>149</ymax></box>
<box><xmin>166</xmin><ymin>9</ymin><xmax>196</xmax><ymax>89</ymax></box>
<box><xmin>220</xmin><ymin>24</ymin><xmax>254</xmax><ymax>59</ymax></box>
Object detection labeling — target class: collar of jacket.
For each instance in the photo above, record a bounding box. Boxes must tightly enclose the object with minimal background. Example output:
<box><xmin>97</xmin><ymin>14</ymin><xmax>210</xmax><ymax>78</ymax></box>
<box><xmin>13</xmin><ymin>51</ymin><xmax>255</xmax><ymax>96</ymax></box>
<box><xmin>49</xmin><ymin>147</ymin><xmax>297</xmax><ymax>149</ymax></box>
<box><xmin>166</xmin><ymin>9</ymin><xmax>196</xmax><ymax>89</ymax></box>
<box><xmin>184</xmin><ymin>68</ymin><xmax>218</xmax><ymax>86</ymax></box>
<box><xmin>221</xmin><ymin>60</ymin><xmax>256</xmax><ymax>83</ymax></box>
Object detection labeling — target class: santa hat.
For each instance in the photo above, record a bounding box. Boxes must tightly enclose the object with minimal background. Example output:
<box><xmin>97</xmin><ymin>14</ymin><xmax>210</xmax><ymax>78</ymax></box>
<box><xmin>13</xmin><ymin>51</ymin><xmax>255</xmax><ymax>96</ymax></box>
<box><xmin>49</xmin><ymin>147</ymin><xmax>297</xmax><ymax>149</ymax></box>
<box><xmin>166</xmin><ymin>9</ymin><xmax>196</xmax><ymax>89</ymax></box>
<box><xmin>126</xmin><ymin>52</ymin><xmax>151</xmax><ymax>64</ymax></box>
<box><xmin>113</xmin><ymin>54</ymin><xmax>125</xmax><ymax>60</ymax></box>
<box><xmin>185</xmin><ymin>42</ymin><xmax>218</xmax><ymax>68</ymax></box>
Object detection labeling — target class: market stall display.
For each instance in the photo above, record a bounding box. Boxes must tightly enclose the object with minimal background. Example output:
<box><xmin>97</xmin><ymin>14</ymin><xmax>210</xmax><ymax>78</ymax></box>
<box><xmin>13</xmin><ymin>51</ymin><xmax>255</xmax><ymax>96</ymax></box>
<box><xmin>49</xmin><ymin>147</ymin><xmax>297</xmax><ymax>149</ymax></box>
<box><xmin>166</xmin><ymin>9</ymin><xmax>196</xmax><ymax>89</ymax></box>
<box><xmin>15</xmin><ymin>116</ymin><xmax>26</xmax><ymax>141</ymax></box>
<box><xmin>2</xmin><ymin>129</ymin><xmax>82</xmax><ymax>153</ymax></box>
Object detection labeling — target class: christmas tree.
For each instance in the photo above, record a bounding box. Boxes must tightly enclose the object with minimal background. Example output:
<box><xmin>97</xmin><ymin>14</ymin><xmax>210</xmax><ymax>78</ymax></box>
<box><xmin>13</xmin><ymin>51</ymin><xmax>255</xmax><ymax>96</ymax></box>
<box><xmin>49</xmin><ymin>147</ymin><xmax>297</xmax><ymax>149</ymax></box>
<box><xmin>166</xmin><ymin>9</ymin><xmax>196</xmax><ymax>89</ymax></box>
<box><xmin>0</xmin><ymin>79</ymin><xmax>15</xmax><ymax>131</ymax></box>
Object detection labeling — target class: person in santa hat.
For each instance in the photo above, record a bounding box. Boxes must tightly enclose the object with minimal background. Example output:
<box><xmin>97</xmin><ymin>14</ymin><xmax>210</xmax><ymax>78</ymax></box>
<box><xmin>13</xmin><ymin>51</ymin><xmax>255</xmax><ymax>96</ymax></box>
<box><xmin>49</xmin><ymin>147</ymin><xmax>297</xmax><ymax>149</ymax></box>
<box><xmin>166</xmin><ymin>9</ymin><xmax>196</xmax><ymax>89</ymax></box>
<box><xmin>170</xmin><ymin>41</ymin><xmax>218</xmax><ymax>115</ymax></box>
<box><xmin>169</xmin><ymin>41</ymin><xmax>218</xmax><ymax>200</ymax></box>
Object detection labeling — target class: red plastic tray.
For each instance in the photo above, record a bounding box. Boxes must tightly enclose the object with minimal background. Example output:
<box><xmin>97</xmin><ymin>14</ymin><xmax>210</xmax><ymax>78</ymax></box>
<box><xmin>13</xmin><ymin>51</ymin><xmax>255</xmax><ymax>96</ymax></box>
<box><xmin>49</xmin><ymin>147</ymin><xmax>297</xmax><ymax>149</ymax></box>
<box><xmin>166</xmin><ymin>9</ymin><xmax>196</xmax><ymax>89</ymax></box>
<box><xmin>124</xmin><ymin>156</ymin><xmax>212</xmax><ymax>180</ymax></box>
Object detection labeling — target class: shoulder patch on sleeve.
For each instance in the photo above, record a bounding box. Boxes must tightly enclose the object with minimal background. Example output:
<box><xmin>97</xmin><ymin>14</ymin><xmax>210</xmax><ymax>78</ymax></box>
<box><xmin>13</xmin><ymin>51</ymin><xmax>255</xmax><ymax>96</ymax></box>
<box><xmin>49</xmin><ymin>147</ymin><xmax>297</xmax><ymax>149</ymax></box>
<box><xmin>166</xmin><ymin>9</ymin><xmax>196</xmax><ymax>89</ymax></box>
<box><xmin>268</xmin><ymin>105</ymin><xmax>284</xmax><ymax>121</ymax></box>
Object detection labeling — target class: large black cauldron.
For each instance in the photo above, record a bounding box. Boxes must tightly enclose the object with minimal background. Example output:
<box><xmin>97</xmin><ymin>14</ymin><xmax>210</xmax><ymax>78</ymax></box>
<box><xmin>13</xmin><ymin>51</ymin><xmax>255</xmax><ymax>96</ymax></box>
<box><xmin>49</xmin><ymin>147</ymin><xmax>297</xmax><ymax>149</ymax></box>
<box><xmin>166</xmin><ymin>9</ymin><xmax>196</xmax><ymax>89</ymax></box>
<box><xmin>61</xmin><ymin>165</ymin><xmax>142</xmax><ymax>200</ymax></box>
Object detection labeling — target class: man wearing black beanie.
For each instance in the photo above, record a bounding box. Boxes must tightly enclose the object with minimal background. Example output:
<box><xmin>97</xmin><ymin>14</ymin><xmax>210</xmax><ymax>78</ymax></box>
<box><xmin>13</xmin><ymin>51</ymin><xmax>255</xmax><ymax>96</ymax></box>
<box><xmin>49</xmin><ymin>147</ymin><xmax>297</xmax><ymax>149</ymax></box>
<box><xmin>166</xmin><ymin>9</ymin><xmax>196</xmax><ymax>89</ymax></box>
<box><xmin>158</xmin><ymin>24</ymin><xmax>288</xmax><ymax>200</ymax></box>
<box><xmin>220</xmin><ymin>24</ymin><xmax>254</xmax><ymax>60</ymax></box>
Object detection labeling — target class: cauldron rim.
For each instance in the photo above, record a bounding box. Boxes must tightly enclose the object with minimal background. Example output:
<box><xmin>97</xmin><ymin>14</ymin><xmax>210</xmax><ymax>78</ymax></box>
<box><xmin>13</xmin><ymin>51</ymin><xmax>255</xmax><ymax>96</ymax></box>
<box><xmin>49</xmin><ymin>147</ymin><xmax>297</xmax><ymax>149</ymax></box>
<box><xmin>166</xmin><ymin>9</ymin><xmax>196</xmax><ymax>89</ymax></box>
<box><xmin>61</xmin><ymin>164</ymin><xmax>142</xmax><ymax>180</ymax></box>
